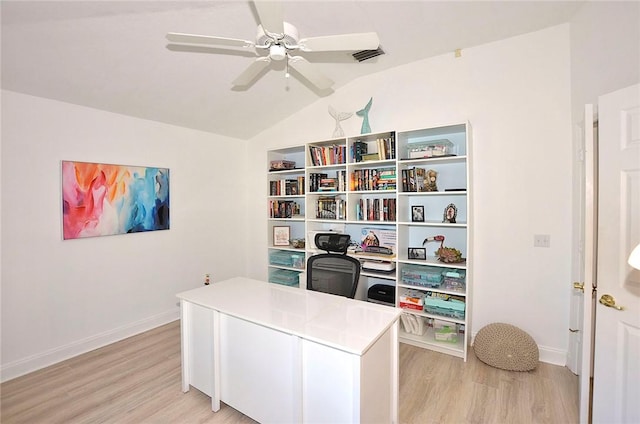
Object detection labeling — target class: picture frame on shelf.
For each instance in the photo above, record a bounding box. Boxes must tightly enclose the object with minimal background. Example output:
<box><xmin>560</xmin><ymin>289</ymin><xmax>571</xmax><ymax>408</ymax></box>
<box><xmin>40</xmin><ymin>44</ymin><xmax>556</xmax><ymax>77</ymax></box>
<box><xmin>273</xmin><ymin>226</ymin><xmax>291</xmax><ymax>246</ymax></box>
<box><xmin>443</xmin><ymin>203</ymin><xmax>457</xmax><ymax>223</ymax></box>
<box><xmin>408</xmin><ymin>247</ymin><xmax>427</xmax><ymax>260</ymax></box>
<box><xmin>411</xmin><ymin>205</ymin><xmax>425</xmax><ymax>222</ymax></box>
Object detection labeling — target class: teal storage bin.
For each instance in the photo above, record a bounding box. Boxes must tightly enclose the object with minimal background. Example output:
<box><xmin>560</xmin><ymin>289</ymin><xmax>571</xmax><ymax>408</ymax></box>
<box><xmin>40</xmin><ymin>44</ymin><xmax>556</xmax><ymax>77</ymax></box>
<box><xmin>424</xmin><ymin>292</ymin><xmax>465</xmax><ymax>319</ymax></box>
<box><xmin>269</xmin><ymin>269</ymin><xmax>301</xmax><ymax>287</ymax></box>
<box><xmin>401</xmin><ymin>265</ymin><xmax>443</xmax><ymax>288</ymax></box>
<box><xmin>269</xmin><ymin>251</ymin><xmax>305</xmax><ymax>269</ymax></box>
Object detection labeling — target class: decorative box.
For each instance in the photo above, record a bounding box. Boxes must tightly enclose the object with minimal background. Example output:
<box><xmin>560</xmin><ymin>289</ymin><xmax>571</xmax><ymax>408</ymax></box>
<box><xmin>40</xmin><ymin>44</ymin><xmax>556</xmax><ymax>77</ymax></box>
<box><xmin>442</xmin><ymin>269</ymin><xmax>466</xmax><ymax>292</ymax></box>
<box><xmin>401</xmin><ymin>265</ymin><xmax>443</xmax><ymax>288</ymax></box>
<box><xmin>270</xmin><ymin>160</ymin><xmax>296</xmax><ymax>170</ymax></box>
<box><xmin>407</xmin><ymin>139</ymin><xmax>456</xmax><ymax>159</ymax></box>
<box><xmin>424</xmin><ymin>292</ymin><xmax>465</xmax><ymax>319</ymax></box>
<box><xmin>399</xmin><ymin>290</ymin><xmax>424</xmax><ymax>311</ymax></box>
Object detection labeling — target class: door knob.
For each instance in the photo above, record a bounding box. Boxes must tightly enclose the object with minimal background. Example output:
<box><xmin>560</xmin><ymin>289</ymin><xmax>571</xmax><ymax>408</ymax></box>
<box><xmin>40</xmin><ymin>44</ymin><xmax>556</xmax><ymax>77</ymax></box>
<box><xmin>573</xmin><ymin>282</ymin><xmax>584</xmax><ymax>292</ymax></box>
<box><xmin>599</xmin><ymin>294</ymin><xmax>624</xmax><ymax>311</ymax></box>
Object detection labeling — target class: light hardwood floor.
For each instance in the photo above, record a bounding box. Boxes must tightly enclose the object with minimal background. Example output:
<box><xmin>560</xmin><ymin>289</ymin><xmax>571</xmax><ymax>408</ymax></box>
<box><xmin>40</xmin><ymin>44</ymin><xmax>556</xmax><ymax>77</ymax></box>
<box><xmin>1</xmin><ymin>320</ymin><xmax>578</xmax><ymax>423</ymax></box>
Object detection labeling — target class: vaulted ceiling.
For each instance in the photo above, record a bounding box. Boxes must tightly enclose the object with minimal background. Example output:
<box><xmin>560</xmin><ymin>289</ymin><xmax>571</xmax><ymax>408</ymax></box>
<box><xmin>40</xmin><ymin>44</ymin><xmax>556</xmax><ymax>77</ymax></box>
<box><xmin>1</xmin><ymin>1</ymin><xmax>584</xmax><ymax>140</ymax></box>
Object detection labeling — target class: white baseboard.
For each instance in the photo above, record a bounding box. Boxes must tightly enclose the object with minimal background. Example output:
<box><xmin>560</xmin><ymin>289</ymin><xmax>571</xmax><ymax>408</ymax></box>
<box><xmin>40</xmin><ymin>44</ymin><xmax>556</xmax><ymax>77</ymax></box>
<box><xmin>1</xmin><ymin>309</ymin><xmax>179</xmax><ymax>383</ymax></box>
<box><xmin>537</xmin><ymin>345</ymin><xmax>567</xmax><ymax>366</ymax></box>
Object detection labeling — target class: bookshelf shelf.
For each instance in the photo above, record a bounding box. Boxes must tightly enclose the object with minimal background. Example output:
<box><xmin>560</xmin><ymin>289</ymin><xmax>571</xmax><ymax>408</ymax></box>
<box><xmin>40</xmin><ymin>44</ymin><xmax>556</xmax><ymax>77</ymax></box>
<box><xmin>267</xmin><ymin>123</ymin><xmax>472</xmax><ymax>360</ymax></box>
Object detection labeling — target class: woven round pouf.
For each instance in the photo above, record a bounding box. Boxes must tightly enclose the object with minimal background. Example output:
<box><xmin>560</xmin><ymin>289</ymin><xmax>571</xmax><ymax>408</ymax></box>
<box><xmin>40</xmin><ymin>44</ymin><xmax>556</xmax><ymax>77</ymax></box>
<box><xmin>473</xmin><ymin>323</ymin><xmax>539</xmax><ymax>371</ymax></box>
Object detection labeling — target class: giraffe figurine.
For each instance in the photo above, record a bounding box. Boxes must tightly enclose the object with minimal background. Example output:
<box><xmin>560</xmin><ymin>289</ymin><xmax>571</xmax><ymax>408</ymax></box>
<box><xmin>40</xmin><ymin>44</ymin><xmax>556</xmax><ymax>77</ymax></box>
<box><xmin>356</xmin><ymin>97</ymin><xmax>373</xmax><ymax>134</ymax></box>
<box><xmin>328</xmin><ymin>106</ymin><xmax>353</xmax><ymax>137</ymax></box>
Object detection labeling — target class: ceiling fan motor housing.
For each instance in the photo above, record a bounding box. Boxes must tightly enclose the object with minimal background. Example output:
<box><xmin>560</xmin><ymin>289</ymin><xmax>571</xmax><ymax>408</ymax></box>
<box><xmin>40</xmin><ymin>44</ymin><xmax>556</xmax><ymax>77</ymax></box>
<box><xmin>256</xmin><ymin>22</ymin><xmax>299</xmax><ymax>48</ymax></box>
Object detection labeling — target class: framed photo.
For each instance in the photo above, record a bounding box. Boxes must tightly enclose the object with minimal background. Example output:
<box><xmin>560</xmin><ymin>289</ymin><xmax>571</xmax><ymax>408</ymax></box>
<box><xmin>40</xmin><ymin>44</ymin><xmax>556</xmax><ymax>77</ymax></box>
<box><xmin>408</xmin><ymin>247</ymin><xmax>427</xmax><ymax>260</ymax></box>
<box><xmin>411</xmin><ymin>205</ymin><xmax>425</xmax><ymax>222</ymax></box>
<box><xmin>273</xmin><ymin>226</ymin><xmax>291</xmax><ymax>246</ymax></box>
<box><xmin>443</xmin><ymin>203</ymin><xmax>458</xmax><ymax>223</ymax></box>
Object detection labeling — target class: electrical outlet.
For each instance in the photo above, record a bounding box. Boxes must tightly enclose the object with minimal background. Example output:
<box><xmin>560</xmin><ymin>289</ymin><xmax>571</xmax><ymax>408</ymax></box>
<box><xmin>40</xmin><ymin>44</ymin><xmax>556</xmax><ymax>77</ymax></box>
<box><xmin>534</xmin><ymin>234</ymin><xmax>550</xmax><ymax>248</ymax></box>
<box><xmin>204</xmin><ymin>273</ymin><xmax>211</xmax><ymax>285</ymax></box>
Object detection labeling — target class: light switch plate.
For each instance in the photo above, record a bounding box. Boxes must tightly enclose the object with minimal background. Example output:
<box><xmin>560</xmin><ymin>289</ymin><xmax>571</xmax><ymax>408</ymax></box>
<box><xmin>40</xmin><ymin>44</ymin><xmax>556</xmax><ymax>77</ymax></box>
<box><xmin>534</xmin><ymin>234</ymin><xmax>551</xmax><ymax>248</ymax></box>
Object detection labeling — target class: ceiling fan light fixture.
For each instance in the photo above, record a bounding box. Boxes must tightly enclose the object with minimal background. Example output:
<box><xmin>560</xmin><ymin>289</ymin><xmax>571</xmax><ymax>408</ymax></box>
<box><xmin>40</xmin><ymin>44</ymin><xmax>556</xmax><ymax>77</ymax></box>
<box><xmin>270</xmin><ymin>44</ymin><xmax>287</xmax><ymax>61</ymax></box>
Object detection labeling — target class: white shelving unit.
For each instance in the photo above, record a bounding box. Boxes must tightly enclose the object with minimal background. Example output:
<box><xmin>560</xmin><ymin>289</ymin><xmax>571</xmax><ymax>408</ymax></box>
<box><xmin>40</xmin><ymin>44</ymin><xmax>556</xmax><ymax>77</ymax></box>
<box><xmin>266</xmin><ymin>123</ymin><xmax>472</xmax><ymax>360</ymax></box>
<box><xmin>396</xmin><ymin>123</ymin><xmax>471</xmax><ymax>360</ymax></box>
<box><xmin>267</xmin><ymin>147</ymin><xmax>307</xmax><ymax>287</ymax></box>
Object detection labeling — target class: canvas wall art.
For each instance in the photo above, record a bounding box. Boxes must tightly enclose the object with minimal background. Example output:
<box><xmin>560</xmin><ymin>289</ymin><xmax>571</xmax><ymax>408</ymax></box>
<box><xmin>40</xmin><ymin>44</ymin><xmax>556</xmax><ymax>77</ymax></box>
<box><xmin>62</xmin><ymin>161</ymin><xmax>170</xmax><ymax>240</ymax></box>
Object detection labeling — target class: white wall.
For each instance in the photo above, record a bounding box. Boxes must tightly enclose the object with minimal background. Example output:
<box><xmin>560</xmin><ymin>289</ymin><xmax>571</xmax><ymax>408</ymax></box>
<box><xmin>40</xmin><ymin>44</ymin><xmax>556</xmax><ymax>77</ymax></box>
<box><xmin>246</xmin><ymin>25</ymin><xmax>573</xmax><ymax>364</ymax></box>
<box><xmin>0</xmin><ymin>91</ymin><xmax>248</xmax><ymax>381</ymax></box>
<box><xmin>570</xmin><ymin>1</ymin><xmax>640</xmax><ymax>125</ymax></box>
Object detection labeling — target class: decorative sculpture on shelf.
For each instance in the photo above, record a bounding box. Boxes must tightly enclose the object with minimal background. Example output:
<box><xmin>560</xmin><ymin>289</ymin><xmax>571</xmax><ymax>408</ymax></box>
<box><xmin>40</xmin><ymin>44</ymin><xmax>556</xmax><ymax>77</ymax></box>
<box><xmin>328</xmin><ymin>106</ymin><xmax>353</xmax><ymax>138</ymax></box>
<box><xmin>423</xmin><ymin>235</ymin><xmax>464</xmax><ymax>263</ymax></box>
<box><xmin>356</xmin><ymin>97</ymin><xmax>373</xmax><ymax>134</ymax></box>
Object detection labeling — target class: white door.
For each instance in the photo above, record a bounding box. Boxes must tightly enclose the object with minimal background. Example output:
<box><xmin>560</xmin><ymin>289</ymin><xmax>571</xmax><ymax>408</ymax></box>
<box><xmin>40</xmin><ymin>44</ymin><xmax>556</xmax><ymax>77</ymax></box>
<box><xmin>578</xmin><ymin>103</ymin><xmax>597</xmax><ymax>423</ymax></box>
<box><xmin>592</xmin><ymin>84</ymin><xmax>640</xmax><ymax>423</ymax></box>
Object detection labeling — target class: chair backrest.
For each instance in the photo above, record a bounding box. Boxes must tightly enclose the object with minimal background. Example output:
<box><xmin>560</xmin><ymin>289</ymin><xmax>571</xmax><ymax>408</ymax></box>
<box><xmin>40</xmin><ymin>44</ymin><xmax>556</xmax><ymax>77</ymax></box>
<box><xmin>307</xmin><ymin>233</ymin><xmax>361</xmax><ymax>299</ymax></box>
<box><xmin>306</xmin><ymin>254</ymin><xmax>361</xmax><ymax>298</ymax></box>
<box><xmin>314</xmin><ymin>233</ymin><xmax>351</xmax><ymax>254</ymax></box>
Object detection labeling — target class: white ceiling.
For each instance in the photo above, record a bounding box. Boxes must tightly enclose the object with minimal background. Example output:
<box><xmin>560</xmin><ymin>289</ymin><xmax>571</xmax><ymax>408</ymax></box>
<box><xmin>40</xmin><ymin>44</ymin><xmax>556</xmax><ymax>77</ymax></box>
<box><xmin>1</xmin><ymin>1</ymin><xmax>584</xmax><ymax>140</ymax></box>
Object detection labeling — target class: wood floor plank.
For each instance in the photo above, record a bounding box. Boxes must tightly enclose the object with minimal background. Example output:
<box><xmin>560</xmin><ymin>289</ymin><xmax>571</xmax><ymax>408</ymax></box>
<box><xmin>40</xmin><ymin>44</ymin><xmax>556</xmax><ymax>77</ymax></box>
<box><xmin>1</xmin><ymin>320</ymin><xmax>579</xmax><ymax>423</ymax></box>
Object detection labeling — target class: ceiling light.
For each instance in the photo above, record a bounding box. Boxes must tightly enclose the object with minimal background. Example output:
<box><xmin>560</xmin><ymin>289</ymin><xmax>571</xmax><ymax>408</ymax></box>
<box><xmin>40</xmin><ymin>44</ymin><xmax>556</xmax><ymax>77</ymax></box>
<box><xmin>270</xmin><ymin>44</ymin><xmax>286</xmax><ymax>61</ymax></box>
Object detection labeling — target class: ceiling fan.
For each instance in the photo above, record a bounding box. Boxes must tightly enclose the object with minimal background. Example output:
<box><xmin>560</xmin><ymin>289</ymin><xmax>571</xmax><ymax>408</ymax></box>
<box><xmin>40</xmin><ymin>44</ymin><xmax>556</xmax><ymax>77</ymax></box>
<box><xmin>166</xmin><ymin>2</ymin><xmax>380</xmax><ymax>90</ymax></box>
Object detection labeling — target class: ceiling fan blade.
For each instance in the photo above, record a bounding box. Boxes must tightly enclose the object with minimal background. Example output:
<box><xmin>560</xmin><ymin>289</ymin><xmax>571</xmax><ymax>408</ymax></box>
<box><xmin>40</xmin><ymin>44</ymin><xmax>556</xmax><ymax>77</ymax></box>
<box><xmin>253</xmin><ymin>1</ymin><xmax>284</xmax><ymax>35</ymax></box>
<box><xmin>288</xmin><ymin>56</ymin><xmax>334</xmax><ymax>90</ymax></box>
<box><xmin>232</xmin><ymin>57</ymin><xmax>272</xmax><ymax>87</ymax></box>
<box><xmin>167</xmin><ymin>32</ymin><xmax>255</xmax><ymax>50</ymax></box>
<box><xmin>298</xmin><ymin>32</ymin><xmax>380</xmax><ymax>52</ymax></box>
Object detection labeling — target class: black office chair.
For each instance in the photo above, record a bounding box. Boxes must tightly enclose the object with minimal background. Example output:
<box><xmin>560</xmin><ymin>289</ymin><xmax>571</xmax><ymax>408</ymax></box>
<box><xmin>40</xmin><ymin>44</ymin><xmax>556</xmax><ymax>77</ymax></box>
<box><xmin>307</xmin><ymin>233</ymin><xmax>361</xmax><ymax>299</ymax></box>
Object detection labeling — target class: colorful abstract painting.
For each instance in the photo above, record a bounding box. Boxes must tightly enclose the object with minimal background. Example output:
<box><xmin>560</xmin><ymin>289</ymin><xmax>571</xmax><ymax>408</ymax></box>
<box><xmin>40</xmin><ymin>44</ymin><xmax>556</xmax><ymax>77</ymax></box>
<box><xmin>62</xmin><ymin>161</ymin><xmax>170</xmax><ymax>240</ymax></box>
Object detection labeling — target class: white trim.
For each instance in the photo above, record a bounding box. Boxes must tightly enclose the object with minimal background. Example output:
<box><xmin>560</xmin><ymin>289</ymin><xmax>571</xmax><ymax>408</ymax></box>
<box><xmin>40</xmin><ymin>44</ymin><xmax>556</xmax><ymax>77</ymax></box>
<box><xmin>0</xmin><ymin>309</ymin><xmax>179</xmax><ymax>383</ymax></box>
<box><xmin>538</xmin><ymin>345</ymin><xmax>568</xmax><ymax>367</ymax></box>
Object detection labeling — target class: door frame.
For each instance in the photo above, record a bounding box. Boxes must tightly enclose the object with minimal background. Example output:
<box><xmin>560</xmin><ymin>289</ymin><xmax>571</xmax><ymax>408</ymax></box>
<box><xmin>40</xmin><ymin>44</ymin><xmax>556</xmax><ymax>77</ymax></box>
<box><xmin>578</xmin><ymin>103</ymin><xmax>597</xmax><ymax>424</ymax></box>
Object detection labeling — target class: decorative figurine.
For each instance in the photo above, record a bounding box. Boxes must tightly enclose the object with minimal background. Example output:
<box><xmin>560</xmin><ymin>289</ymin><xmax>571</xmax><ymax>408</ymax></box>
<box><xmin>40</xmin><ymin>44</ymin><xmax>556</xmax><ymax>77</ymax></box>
<box><xmin>328</xmin><ymin>106</ymin><xmax>353</xmax><ymax>137</ymax></box>
<box><xmin>425</xmin><ymin>169</ymin><xmax>438</xmax><ymax>192</ymax></box>
<box><xmin>443</xmin><ymin>203</ymin><xmax>457</xmax><ymax>223</ymax></box>
<box><xmin>356</xmin><ymin>97</ymin><xmax>373</xmax><ymax>134</ymax></box>
<box><xmin>423</xmin><ymin>235</ymin><xmax>464</xmax><ymax>263</ymax></box>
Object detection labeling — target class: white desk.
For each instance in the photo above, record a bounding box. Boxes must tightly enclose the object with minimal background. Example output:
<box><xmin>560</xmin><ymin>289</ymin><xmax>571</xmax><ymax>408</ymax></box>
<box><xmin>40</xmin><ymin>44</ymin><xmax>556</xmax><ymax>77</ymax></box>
<box><xmin>177</xmin><ymin>277</ymin><xmax>401</xmax><ymax>424</ymax></box>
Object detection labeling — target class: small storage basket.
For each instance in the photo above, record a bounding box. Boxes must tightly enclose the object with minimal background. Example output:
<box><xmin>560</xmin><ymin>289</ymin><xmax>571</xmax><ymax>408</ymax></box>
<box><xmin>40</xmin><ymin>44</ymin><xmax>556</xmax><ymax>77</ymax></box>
<box><xmin>269</xmin><ymin>251</ymin><xmax>305</xmax><ymax>269</ymax></box>
<box><xmin>269</xmin><ymin>269</ymin><xmax>301</xmax><ymax>286</ymax></box>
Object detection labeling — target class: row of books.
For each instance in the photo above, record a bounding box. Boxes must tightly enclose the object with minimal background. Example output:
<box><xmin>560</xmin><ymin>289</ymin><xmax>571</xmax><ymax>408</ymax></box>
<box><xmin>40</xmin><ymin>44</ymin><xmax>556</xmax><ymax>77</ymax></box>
<box><xmin>400</xmin><ymin>167</ymin><xmax>429</xmax><ymax>192</ymax></box>
<box><xmin>315</xmin><ymin>196</ymin><xmax>346</xmax><ymax>220</ymax></box>
<box><xmin>269</xmin><ymin>200</ymin><xmax>302</xmax><ymax>218</ymax></box>
<box><xmin>355</xmin><ymin>198</ymin><xmax>397</xmax><ymax>222</ymax></box>
<box><xmin>269</xmin><ymin>177</ymin><xmax>305</xmax><ymax>196</ymax></box>
<box><xmin>309</xmin><ymin>144</ymin><xmax>346</xmax><ymax>166</ymax></box>
<box><xmin>352</xmin><ymin>136</ymin><xmax>396</xmax><ymax>162</ymax></box>
<box><xmin>309</xmin><ymin>171</ymin><xmax>347</xmax><ymax>192</ymax></box>
<box><xmin>351</xmin><ymin>167</ymin><xmax>396</xmax><ymax>191</ymax></box>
